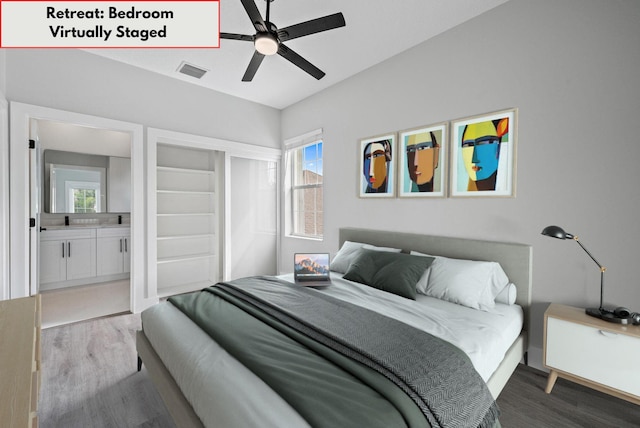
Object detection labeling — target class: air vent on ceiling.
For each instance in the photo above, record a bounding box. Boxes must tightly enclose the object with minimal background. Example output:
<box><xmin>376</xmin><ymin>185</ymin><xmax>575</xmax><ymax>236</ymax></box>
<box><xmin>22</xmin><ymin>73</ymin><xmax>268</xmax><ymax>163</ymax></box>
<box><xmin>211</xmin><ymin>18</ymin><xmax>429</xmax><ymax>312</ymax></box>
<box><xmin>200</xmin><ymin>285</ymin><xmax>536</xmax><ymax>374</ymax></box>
<box><xmin>177</xmin><ymin>61</ymin><xmax>208</xmax><ymax>79</ymax></box>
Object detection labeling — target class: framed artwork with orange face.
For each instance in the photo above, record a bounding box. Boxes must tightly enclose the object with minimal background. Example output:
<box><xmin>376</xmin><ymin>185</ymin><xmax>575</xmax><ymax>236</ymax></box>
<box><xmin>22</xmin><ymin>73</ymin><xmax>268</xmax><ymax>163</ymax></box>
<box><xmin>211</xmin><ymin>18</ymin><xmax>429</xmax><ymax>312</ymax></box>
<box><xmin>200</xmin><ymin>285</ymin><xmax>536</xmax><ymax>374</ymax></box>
<box><xmin>451</xmin><ymin>109</ymin><xmax>517</xmax><ymax>197</ymax></box>
<box><xmin>398</xmin><ymin>123</ymin><xmax>447</xmax><ymax>198</ymax></box>
<box><xmin>359</xmin><ymin>133</ymin><xmax>396</xmax><ymax>198</ymax></box>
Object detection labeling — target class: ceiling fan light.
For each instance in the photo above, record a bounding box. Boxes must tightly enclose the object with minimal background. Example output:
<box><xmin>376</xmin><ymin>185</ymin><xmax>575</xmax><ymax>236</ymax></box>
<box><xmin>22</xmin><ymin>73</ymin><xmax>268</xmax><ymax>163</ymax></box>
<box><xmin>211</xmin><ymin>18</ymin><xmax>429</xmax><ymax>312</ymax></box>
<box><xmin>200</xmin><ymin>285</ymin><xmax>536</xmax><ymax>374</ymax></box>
<box><xmin>255</xmin><ymin>34</ymin><xmax>279</xmax><ymax>55</ymax></box>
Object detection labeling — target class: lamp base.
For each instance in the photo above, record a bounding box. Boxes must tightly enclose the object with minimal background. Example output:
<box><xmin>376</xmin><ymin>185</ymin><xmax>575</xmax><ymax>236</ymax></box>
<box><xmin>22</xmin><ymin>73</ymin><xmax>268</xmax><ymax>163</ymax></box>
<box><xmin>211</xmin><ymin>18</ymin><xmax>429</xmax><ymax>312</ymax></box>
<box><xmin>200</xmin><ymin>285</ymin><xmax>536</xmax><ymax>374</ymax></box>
<box><xmin>586</xmin><ymin>307</ymin><xmax>633</xmax><ymax>324</ymax></box>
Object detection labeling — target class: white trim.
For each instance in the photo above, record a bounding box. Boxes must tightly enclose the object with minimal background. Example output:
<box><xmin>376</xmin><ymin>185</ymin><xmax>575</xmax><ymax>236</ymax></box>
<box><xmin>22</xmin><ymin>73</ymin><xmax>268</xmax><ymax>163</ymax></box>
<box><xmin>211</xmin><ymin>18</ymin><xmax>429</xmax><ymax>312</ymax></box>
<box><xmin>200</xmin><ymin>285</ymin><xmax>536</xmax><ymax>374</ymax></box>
<box><xmin>285</xmin><ymin>138</ymin><xmax>324</xmax><ymax>239</ymax></box>
<box><xmin>223</xmin><ymin>152</ymin><xmax>231</xmax><ymax>280</ymax></box>
<box><xmin>64</xmin><ymin>180</ymin><xmax>102</xmax><ymax>213</ymax></box>
<box><xmin>284</xmin><ymin>128</ymin><xmax>323</xmax><ymax>148</ymax></box>
<box><xmin>147</xmin><ymin>127</ymin><xmax>282</xmax><ymax>288</ymax></box>
<box><xmin>148</xmin><ymin>127</ymin><xmax>281</xmax><ymax>161</ymax></box>
<box><xmin>0</xmin><ymin>95</ymin><xmax>8</xmax><ymax>300</ymax></box>
<box><xmin>8</xmin><ymin>102</ymin><xmax>152</xmax><ymax>312</ymax></box>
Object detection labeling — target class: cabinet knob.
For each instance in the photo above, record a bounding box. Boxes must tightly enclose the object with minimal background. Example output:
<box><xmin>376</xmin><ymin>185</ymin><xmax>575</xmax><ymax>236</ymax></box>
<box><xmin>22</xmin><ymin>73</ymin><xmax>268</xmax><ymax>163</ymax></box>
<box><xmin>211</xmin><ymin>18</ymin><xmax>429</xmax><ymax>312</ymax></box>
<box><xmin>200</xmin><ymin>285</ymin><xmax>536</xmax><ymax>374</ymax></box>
<box><xmin>599</xmin><ymin>330</ymin><xmax>618</xmax><ymax>338</ymax></box>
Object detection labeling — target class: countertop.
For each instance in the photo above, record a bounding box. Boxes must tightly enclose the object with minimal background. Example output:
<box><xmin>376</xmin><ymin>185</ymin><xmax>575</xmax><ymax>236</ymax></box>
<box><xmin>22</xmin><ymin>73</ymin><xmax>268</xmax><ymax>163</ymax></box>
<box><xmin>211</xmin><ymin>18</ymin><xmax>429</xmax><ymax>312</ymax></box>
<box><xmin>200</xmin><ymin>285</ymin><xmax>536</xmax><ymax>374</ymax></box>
<box><xmin>42</xmin><ymin>224</ymin><xmax>130</xmax><ymax>230</ymax></box>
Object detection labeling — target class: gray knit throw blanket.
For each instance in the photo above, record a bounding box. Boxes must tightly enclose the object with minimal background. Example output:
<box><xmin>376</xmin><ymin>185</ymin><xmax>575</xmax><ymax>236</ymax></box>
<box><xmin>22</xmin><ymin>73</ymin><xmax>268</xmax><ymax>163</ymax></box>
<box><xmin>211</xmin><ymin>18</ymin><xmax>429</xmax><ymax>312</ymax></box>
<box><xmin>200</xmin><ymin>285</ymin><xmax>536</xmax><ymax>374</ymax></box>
<box><xmin>211</xmin><ymin>276</ymin><xmax>500</xmax><ymax>428</ymax></box>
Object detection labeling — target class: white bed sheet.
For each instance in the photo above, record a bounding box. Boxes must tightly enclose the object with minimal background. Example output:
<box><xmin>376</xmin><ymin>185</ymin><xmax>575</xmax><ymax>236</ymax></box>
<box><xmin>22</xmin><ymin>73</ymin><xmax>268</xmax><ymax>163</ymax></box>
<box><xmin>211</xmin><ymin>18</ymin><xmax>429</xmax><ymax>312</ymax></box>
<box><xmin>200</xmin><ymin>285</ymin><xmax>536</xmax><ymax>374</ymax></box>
<box><xmin>281</xmin><ymin>272</ymin><xmax>524</xmax><ymax>381</ymax></box>
<box><xmin>142</xmin><ymin>302</ymin><xmax>310</xmax><ymax>428</ymax></box>
<box><xmin>142</xmin><ymin>273</ymin><xmax>523</xmax><ymax>426</ymax></box>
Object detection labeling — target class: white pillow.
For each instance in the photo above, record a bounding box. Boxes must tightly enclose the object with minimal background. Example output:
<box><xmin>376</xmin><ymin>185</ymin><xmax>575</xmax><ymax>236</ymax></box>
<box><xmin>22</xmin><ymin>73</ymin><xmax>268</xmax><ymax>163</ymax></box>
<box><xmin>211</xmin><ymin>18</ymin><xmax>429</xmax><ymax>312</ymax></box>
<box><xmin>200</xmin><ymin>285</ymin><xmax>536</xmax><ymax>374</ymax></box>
<box><xmin>330</xmin><ymin>241</ymin><xmax>402</xmax><ymax>273</ymax></box>
<box><xmin>495</xmin><ymin>283</ymin><xmax>517</xmax><ymax>305</ymax></box>
<box><xmin>410</xmin><ymin>251</ymin><xmax>434</xmax><ymax>294</ymax></box>
<box><xmin>424</xmin><ymin>257</ymin><xmax>509</xmax><ymax>311</ymax></box>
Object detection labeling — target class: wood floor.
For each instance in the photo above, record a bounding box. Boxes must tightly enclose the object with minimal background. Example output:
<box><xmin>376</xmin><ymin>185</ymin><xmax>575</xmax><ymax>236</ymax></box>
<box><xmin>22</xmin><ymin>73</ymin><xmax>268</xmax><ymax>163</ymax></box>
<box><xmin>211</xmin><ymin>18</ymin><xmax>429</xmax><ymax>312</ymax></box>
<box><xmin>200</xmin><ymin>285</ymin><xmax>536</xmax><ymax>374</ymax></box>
<box><xmin>497</xmin><ymin>364</ymin><xmax>640</xmax><ymax>427</ymax></box>
<box><xmin>40</xmin><ymin>279</ymin><xmax>130</xmax><ymax>328</ymax></box>
<box><xmin>39</xmin><ymin>312</ymin><xmax>640</xmax><ymax>427</ymax></box>
<box><xmin>39</xmin><ymin>313</ymin><xmax>175</xmax><ymax>428</ymax></box>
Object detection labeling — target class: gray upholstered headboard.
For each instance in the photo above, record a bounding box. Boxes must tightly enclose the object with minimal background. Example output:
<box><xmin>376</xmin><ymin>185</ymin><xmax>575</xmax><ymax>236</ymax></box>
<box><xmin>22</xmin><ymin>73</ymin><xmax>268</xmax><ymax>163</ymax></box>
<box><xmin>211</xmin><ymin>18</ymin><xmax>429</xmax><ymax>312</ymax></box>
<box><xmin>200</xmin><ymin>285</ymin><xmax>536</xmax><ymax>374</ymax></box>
<box><xmin>338</xmin><ymin>228</ymin><xmax>533</xmax><ymax>332</ymax></box>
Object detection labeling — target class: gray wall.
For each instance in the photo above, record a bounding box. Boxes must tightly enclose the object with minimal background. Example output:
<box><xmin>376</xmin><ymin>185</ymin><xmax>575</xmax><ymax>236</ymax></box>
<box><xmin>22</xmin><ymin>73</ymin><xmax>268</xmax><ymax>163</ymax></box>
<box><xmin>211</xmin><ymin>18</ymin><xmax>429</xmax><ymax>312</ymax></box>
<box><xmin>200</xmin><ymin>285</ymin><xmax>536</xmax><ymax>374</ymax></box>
<box><xmin>280</xmin><ymin>0</ymin><xmax>640</xmax><ymax>367</ymax></box>
<box><xmin>5</xmin><ymin>49</ymin><xmax>281</xmax><ymax>148</ymax></box>
<box><xmin>0</xmin><ymin>50</ymin><xmax>6</xmax><ymax>96</ymax></box>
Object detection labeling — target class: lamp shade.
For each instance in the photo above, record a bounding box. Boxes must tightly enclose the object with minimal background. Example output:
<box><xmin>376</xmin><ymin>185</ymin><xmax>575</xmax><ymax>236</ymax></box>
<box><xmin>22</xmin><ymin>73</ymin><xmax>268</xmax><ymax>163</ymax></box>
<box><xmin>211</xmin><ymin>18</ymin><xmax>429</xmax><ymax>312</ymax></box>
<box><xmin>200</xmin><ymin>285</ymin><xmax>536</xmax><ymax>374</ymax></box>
<box><xmin>541</xmin><ymin>225</ymin><xmax>574</xmax><ymax>240</ymax></box>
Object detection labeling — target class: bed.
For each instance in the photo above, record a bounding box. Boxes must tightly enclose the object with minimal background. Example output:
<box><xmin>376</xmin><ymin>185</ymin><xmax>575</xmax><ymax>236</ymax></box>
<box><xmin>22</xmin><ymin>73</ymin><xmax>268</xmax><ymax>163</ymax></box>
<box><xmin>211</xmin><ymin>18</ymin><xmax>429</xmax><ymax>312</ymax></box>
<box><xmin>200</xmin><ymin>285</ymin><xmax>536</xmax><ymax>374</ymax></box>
<box><xmin>136</xmin><ymin>227</ymin><xmax>532</xmax><ymax>428</ymax></box>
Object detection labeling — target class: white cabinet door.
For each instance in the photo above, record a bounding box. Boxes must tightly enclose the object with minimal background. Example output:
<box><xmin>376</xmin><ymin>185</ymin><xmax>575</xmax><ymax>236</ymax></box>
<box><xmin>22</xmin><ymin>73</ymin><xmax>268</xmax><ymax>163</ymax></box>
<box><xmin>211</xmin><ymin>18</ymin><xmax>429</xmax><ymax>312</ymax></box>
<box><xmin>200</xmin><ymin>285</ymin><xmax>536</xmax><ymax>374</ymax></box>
<box><xmin>123</xmin><ymin>237</ymin><xmax>130</xmax><ymax>274</ymax></box>
<box><xmin>97</xmin><ymin>236</ymin><xmax>124</xmax><ymax>276</ymax></box>
<box><xmin>39</xmin><ymin>239</ymin><xmax>66</xmax><ymax>284</ymax></box>
<box><xmin>96</xmin><ymin>228</ymin><xmax>130</xmax><ymax>276</ymax></box>
<box><xmin>40</xmin><ymin>237</ymin><xmax>96</xmax><ymax>283</ymax></box>
<box><xmin>546</xmin><ymin>317</ymin><xmax>640</xmax><ymax>396</ymax></box>
<box><xmin>65</xmin><ymin>238</ymin><xmax>96</xmax><ymax>280</ymax></box>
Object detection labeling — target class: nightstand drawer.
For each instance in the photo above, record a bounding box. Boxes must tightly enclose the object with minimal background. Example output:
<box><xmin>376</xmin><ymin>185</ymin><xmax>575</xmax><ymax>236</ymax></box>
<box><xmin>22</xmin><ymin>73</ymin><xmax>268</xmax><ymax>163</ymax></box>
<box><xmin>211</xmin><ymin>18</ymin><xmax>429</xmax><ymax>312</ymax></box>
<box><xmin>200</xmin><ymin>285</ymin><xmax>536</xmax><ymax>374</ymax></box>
<box><xmin>546</xmin><ymin>317</ymin><xmax>640</xmax><ymax>396</ymax></box>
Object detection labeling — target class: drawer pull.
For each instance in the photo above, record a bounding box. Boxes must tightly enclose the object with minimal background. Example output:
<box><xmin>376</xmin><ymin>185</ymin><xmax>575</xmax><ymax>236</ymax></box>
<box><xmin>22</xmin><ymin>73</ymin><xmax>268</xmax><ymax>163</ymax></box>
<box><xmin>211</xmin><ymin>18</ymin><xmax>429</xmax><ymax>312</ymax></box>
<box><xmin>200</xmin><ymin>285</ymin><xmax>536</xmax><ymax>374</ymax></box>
<box><xmin>599</xmin><ymin>330</ymin><xmax>618</xmax><ymax>338</ymax></box>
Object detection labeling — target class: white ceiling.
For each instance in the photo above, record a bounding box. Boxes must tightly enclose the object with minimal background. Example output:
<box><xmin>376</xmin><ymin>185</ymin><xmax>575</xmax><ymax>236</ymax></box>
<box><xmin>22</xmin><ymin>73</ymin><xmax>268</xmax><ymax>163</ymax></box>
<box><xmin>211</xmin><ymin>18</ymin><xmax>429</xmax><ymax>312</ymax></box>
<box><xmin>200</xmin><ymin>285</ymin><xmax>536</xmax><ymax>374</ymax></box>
<box><xmin>84</xmin><ymin>0</ymin><xmax>509</xmax><ymax>110</ymax></box>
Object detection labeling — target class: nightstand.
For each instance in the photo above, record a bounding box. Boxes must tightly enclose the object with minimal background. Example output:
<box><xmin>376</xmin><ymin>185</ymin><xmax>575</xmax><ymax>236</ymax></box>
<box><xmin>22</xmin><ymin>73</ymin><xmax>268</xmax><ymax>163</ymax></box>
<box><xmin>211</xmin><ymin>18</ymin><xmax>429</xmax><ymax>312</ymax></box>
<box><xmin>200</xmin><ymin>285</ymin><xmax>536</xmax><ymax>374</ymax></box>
<box><xmin>544</xmin><ymin>303</ymin><xmax>640</xmax><ymax>405</ymax></box>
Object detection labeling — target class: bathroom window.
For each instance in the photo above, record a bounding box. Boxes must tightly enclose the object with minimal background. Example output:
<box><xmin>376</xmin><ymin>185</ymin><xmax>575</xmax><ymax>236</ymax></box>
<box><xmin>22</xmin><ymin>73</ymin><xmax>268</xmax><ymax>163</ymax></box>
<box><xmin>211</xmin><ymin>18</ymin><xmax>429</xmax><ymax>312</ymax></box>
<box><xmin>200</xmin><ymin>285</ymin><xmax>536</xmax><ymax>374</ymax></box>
<box><xmin>66</xmin><ymin>181</ymin><xmax>101</xmax><ymax>213</ymax></box>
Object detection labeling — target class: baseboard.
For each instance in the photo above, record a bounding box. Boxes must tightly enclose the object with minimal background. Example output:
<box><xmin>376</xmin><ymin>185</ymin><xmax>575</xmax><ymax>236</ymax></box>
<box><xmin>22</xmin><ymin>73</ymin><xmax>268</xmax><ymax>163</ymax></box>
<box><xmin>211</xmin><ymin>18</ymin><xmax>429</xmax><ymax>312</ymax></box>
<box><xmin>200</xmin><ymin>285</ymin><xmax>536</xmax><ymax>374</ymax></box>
<box><xmin>527</xmin><ymin>345</ymin><xmax>546</xmax><ymax>372</ymax></box>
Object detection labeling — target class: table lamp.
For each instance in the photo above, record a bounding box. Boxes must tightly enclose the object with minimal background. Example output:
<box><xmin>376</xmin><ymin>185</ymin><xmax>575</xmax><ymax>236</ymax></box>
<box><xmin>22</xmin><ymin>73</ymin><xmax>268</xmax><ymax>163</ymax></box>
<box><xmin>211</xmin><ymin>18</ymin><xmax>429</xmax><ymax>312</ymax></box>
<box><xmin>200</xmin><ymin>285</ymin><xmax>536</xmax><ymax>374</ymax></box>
<box><xmin>541</xmin><ymin>225</ymin><xmax>633</xmax><ymax>324</ymax></box>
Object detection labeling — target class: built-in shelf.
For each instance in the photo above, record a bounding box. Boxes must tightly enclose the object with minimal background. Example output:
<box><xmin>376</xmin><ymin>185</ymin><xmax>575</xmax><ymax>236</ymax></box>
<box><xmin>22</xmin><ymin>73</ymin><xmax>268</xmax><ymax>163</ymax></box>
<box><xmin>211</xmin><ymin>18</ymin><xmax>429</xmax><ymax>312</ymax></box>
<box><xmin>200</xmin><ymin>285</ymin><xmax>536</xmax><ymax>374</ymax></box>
<box><xmin>157</xmin><ymin>165</ymin><xmax>214</xmax><ymax>174</ymax></box>
<box><xmin>157</xmin><ymin>253</ymin><xmax>214</xmax><ymax>264</ymax></box>
<box><xmin>154</xmin><ymin>143</ymin><xmax>220</xmax><ymax>296</ymax></box>
<box><xmin>157</xmin><ymin>281</ymin><xmax>214</xmax><ymax>299</ymax></box>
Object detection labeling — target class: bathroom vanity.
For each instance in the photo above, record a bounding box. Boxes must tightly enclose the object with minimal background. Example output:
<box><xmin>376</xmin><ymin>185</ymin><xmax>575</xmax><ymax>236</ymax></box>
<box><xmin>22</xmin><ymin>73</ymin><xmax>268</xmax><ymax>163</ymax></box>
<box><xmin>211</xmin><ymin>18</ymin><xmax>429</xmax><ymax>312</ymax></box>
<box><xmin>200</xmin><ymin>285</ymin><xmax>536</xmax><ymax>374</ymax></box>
<box><xmin>39</xmin><ymin>225</ymin><xmax>130</xmax><ymax>291</ymax></box>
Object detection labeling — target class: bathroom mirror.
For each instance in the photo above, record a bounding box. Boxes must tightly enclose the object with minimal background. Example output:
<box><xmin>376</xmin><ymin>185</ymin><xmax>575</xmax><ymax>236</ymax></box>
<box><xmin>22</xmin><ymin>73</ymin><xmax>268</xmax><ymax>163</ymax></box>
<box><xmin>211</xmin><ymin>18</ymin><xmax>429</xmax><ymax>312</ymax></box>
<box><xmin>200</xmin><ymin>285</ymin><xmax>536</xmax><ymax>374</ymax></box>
<box><xmin>43</xmin><ymin>150</ymin><xmax>131</xmax><ymax>213</ymax></box>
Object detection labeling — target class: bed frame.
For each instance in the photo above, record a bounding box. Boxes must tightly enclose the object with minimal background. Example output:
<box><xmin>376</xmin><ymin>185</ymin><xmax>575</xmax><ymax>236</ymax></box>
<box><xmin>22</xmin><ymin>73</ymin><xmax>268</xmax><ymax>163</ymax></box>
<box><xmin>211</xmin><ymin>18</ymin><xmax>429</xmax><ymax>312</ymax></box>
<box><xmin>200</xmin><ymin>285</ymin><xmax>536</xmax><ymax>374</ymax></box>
<box><xmin>137</xmin><ymin>228</ymin><xmax>533</xmax><ymax>427</ymax></box>
<box><xmin>338</xmin><ymin>228</ymin><xmax>533</xmax><ymax>398</ymax></box>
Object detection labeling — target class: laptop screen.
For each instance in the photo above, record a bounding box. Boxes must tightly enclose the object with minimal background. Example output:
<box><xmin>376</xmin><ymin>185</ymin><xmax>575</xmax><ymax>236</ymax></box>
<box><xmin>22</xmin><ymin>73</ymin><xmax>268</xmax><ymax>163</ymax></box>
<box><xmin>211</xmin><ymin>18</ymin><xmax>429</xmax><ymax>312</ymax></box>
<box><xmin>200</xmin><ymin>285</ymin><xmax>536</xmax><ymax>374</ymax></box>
<box><xmin>294</xmin><ymin>253</ymin><xmax>330</xmax><ymax>281</ymax></box>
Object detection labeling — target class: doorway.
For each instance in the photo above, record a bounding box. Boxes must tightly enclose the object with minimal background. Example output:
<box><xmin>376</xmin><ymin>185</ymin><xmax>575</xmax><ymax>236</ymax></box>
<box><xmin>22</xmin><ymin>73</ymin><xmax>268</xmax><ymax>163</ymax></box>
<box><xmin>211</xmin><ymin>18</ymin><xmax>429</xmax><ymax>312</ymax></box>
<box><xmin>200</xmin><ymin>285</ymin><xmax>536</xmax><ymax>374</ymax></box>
<box><xmin>9</xmin><ymin>102</ymin><xmax>152</xmax><ymax>320</ymax></box>
<box><xmin>35</xmin><ymin>119</ymin><xmax>132</xmax><ymax>326</ymax></box>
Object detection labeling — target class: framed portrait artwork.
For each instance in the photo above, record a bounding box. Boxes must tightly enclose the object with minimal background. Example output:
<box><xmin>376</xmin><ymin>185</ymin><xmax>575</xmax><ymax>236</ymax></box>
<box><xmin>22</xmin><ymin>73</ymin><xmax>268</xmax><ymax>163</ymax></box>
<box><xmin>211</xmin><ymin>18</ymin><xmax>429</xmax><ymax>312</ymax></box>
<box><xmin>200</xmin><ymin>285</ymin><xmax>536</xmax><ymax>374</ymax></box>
<box><xmin>358</xmin><ymin>133</ymin><xmax>396</xmax><ymax>198</ymax></box>
<box><xmin>398</xmin><ymin>123</ymin><xmax>447</xmax><ymax>197</ymax></box>
<box><xmin>450</xmin><ymin>109</ymin><xmax>517</xmax><ymax>197</ymax></box>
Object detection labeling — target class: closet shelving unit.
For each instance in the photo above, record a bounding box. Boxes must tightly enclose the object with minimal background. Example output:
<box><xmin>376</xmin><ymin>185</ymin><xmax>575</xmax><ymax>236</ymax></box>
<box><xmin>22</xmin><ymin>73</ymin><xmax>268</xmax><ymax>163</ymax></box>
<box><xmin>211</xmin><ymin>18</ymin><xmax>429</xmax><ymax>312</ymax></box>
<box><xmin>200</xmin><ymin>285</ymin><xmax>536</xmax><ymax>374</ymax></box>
<box><xmin>155</xmin><ymin>144</ymin><xmax>219</xmax><ymax>297</ymax></box>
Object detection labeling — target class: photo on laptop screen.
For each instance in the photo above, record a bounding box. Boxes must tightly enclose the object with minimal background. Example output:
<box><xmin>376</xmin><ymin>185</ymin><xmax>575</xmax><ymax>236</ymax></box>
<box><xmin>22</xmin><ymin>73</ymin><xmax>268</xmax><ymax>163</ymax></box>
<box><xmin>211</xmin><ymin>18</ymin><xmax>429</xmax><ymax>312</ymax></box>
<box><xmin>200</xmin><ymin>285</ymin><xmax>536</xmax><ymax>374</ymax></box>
<box><xmin>294</xmin><ymin>253</ymin><xmax>331</xmax><ymax>285</ymax></box>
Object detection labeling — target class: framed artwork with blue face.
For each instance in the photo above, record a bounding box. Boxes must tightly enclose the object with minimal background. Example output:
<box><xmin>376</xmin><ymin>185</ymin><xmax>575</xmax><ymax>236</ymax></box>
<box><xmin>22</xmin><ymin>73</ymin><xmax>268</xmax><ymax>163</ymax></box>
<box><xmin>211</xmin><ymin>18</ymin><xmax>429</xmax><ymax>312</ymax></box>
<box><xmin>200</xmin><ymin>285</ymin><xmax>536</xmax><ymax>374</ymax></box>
<box><xmin>450</xmin><ymin>109</ymin><xmax>517</xmax><ymax>197</ymax></box>
<box><xmin>398</xmin><ymin>123</ymin><xmax>447</xmax><ymax>198</ymax></box>
<box><xmin>359</xmin><ymin>133</ymin><xmax>396</xmax><ymax>198</ymax></box>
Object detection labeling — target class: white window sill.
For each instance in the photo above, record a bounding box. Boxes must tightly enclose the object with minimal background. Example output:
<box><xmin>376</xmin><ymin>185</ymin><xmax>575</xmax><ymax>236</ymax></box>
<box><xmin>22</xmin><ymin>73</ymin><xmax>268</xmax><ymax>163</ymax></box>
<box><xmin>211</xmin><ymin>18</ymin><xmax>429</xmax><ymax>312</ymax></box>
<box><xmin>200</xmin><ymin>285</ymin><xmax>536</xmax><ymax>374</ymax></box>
<box><xmin>286</xmin><ymin>233</ymin><xmax>323</xmax><ymax>242</ymax></box>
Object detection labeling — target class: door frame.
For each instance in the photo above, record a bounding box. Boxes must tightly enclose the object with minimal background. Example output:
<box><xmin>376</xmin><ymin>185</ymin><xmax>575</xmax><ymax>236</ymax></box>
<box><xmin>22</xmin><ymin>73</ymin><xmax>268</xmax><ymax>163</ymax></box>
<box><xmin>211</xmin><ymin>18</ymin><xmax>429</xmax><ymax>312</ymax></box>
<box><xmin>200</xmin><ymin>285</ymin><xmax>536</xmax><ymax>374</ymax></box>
<box><xmin>0</xmin><ymin>96</ymin><xmax>8</xmax><ymax>300</ymax></box>
<box><xmin>147</xmin><ymin>127</ymin><xmax>281</xmax><ymax>293</ymax></box>
<box><xmin>9</xmin><ymin>102</ymin><xmax>150</xmax><ymax>312</ymax></box>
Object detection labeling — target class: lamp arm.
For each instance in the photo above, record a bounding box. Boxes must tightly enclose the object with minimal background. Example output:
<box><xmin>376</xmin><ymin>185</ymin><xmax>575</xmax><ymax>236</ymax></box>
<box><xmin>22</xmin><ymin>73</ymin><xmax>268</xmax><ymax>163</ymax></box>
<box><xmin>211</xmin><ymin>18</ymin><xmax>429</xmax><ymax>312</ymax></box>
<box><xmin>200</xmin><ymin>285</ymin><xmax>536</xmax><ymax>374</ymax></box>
<box><xmin>573</xmin><ymin>237</ymin><xmax>606</xmax><ymax>272</ymax></box>
<box><xmin>574</xmin><ymin>237</ymin><xmax>606</xmax><ymax>311</ymax></box>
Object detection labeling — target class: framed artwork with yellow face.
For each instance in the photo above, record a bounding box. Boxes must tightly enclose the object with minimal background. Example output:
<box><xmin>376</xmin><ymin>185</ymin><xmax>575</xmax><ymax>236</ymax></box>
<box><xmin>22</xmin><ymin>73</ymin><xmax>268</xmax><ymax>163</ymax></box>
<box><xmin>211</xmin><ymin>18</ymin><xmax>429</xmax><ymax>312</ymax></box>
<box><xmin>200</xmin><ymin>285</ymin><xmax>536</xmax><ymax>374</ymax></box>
<box><xmin>359</xmin><ymin>133</ymin><xmax>396</xmax><ymax>198</ymax></box>
<box><xmin>398</xmin><ymin>123</ymin><xmax>447</xmax><ymax>198</ymax></box>
<box><xmin>450</xmin><ymin>109</ymin><xmax>517</xmax><ymax>197</ymax></box>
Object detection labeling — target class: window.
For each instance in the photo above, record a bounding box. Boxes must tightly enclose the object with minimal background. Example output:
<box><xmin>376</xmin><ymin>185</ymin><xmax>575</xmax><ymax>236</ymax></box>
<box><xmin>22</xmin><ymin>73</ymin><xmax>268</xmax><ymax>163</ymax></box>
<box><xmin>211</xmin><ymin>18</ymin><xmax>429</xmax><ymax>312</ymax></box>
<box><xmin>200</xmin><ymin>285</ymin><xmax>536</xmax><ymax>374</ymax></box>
<box><xmin>72</xmin><ymin>188</ymin><xmax>98</xmax><ymax>213</ymax></box>
<box><xmin>65</xmin><ymin>181</ymin><xmax>101</xmax><ymax>213</ymax></box>
<box><xmin>289</xmin><ymin>140</ymin><xmax>323</xmax><ymax>238</ymax></box>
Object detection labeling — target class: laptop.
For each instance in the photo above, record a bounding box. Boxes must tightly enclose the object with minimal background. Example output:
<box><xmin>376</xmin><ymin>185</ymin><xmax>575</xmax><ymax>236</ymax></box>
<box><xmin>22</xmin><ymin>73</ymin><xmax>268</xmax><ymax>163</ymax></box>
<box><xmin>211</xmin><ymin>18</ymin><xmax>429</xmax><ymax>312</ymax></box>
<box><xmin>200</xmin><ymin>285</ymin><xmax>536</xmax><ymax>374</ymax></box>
<box><xmin>293</xmin><ymin>253</ymin><xmax>332</xmax><ymax>287</ymax></box>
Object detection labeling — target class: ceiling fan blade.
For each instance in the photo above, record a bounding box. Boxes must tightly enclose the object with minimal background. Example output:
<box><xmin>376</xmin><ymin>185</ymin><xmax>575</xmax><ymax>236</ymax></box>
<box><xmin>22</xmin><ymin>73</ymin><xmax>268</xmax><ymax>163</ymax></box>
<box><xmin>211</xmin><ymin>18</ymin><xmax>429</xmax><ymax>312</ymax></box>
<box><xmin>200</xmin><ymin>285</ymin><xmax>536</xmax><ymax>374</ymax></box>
<box><xmin>278</xmin><ymin>12</ymin><xmax>345</xmax><ymax>42</ymax></box>
<box><xmin>277</xmin><ymin>44</ymin><xmax>325</xmax><ymax>80</ymax></box>
<box><xmin>240</xmin><ymin>0</ymin><xmax>267</xmax><ymax>32</ymax></box>
<box><xmin>220</xmin><ymin>32</ymin><xmax>254</xmax><ymax>42</ymax></box>
<box><xmin>242</xmin><ymin>51</ymin><xmax>266</xmax><ymax>82</ymax></box>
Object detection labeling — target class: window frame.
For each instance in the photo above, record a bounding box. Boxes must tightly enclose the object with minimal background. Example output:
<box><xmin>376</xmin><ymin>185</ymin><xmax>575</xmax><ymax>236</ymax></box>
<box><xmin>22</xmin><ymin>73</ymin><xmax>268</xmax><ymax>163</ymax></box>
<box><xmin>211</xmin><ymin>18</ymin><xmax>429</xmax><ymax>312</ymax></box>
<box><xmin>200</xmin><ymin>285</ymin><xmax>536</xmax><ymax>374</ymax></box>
<box><xmin>285</xmin><ymin>130</ymin><xmax>323</xmax><ymax>240</ymax></box>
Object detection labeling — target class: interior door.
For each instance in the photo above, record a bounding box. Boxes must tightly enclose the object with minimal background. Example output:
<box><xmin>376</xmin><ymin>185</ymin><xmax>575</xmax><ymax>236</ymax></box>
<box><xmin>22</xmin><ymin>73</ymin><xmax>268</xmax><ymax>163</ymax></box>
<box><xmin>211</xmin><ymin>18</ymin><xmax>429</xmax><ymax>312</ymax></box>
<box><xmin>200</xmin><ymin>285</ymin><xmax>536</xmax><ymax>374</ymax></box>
<box><xmin>228</xmin><ymin>156</ymin><xmax>278</xmax><ymax>279</ymax></box>
<box><xmin>28</xmin><ymin>120</ymin><xmax>41</xmax><ymax>295</ymax></box>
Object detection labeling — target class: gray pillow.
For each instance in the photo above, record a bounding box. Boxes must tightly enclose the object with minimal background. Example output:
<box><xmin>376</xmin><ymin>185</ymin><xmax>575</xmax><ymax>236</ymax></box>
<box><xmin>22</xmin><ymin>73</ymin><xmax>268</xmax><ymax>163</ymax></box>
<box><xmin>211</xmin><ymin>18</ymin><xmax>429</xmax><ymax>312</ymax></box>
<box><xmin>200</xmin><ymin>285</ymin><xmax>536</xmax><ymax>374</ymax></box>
<box><xmin>330</xmin><ymin>241</ymin><xmax>402</xmax><ymax>273</ymax></box>
<box><xmin>343</xmin><ymin>249</ymin><xmax>434</xmax><ymax>299</ymax></box>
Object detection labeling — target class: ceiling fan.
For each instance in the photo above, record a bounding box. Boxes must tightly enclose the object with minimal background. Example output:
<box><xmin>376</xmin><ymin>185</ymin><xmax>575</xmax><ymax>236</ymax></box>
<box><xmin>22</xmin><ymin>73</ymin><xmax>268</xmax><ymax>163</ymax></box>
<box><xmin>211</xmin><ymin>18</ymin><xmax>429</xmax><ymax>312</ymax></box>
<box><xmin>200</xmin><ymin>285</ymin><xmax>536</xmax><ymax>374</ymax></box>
<box><xmin>220</xmin><ymin>0</ymin><xmax>345</xmax><ymax>81</ymax></box>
